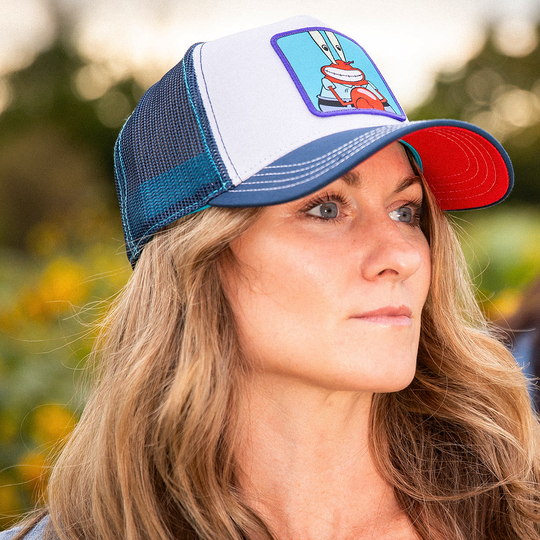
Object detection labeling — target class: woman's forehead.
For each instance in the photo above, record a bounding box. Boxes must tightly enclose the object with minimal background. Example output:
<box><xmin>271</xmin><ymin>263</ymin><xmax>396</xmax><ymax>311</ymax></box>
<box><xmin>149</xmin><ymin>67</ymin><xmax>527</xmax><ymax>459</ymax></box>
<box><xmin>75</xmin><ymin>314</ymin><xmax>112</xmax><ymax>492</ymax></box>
<box><xmin>333</xmin><ymin>143</ymin><xmax>422</xmax><ymax>194</ymax></box>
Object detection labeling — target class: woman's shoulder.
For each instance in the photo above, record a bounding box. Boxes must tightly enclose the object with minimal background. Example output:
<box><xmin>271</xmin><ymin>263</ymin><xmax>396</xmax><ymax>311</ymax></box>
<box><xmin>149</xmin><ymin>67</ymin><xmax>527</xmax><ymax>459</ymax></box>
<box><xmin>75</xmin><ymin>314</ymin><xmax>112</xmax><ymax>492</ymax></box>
<box><xmin>0</xmin><ymin>516</ymin><xmax>50</xmax><ymax>540</ymax></box>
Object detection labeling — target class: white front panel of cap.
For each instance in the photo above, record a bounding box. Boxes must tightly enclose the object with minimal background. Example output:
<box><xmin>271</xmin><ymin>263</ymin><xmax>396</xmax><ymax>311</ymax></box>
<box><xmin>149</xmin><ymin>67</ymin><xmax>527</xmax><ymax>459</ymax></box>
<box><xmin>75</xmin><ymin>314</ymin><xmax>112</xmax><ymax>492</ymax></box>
<box><xmin>195</xmin><ymin>16</ymin><xmax>406</xmax><ymax>186</ymax></box>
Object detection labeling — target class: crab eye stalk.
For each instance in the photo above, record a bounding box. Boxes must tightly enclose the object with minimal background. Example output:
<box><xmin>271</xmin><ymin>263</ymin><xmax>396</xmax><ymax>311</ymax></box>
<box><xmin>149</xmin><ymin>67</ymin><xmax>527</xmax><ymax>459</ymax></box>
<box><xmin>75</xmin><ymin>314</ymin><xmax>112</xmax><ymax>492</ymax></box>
<box><xmin>308</xmin><ymin>30</ymin><xmax>336</xmax><ymax>64</ymax></box>
<box><xmin>325</xmin><ymin>31</ymin><xmax>346</xmax><ymax>62</ymax></box>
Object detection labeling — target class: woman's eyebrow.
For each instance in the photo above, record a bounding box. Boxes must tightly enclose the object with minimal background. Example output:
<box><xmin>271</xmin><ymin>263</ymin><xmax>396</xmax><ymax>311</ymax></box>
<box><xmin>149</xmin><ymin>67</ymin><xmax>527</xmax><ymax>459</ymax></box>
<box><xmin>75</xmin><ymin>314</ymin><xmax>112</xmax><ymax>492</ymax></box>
<box><xmin>340</xmin><ymin>170</ymin><xmax>362</xmax><ymax>187</ymax></box>
<box><xmin>395</xmin><ymin>175</ymin><xmax>422</xmax><ymax>194</ymax></box>
<box><xmin>340</xmin><ymin>171</ymin><xmax>422</xmax><ymax>193</ymax></box>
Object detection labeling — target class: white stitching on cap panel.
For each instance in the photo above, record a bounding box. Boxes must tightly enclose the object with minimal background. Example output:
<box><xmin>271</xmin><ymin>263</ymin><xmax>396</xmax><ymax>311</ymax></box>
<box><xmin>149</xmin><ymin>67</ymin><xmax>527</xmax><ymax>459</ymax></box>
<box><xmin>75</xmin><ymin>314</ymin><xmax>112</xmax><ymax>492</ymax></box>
<box><xmin>258</xmin><ymin>126</ymin><xmax>399</xmax><ymax>172</ymax></box>
<box><xmin>234</xmin><ymin>118</ymin><xmax>401</xmax><ymax>181</ymax></box>
<box><xmin>232</xmin><ymin>131</ymin><xmax>401</xmax><ymax>192</ymax></box>
<box><xmin>236</xmin><ymin>125</ymin><xmax>500</xmax><ymax>201</ymax></box>
<box><xmin>246</xmin><ymin>136</ymin><xmax>379</xmax><ymax>183</ymax></box>
<box><xmin>239</xmin><ymin>125</ymin><xmax>402</xmax><ymax>187</ymax></box>
<box><xmin>195</xmin><ymin>43</ymin><xmax>242</xmax><ymax>185</ymax></box>
<box><xmin>242</xmin><ymin>137</ymin><xmax>379</xmax><ymax>186</ymax></box>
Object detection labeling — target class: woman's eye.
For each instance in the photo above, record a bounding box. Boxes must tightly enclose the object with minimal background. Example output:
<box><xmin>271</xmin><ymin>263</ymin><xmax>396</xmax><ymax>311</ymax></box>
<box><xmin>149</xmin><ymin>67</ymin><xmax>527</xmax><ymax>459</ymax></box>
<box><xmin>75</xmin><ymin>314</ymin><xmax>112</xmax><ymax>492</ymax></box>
<box><xmin>306</xmin><ymin>202</ymin><xmax>339</xmax><ymax>219</ymax></box>
<box><xmin>389</xmin><ymin>206</ymin><xmax>413</xmax><ymax>223</ymax></box>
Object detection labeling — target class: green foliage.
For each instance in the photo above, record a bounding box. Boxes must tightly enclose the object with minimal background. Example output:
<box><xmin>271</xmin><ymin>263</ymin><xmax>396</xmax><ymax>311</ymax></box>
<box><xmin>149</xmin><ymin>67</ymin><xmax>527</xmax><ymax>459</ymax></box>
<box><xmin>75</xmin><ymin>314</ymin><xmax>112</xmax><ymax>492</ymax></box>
<box><xmin>0</xmin><ymin>30</ymin><xmax>134</xmax><ymax>529</ymax></box>
<box><xmin>451</xmin><ymin>205</ymin><xmax>540</xmax><ymax>319</ymax></box>
<box><xmin>0</xmin><ymin>209</ymin><xmax>131</xmax><ymax>528</ymax></box>
<box><xmin>411</xmin><ymin>25</ymin><xmax>540</xmax><ymax>206</ymax></box>
<box><xmin>0</xmin><ymin>36</ymin><xmax>139</xmax><ymax>525</ymax></box>
<box><xmin>410</xmin><ymin>23</ymin><xmax>540</xmax><ymax>318</ymax></box>
<box><xmin>0</xmin><ymin>36</ymin><xmax>144</xmax><ymax>249</ymax></box>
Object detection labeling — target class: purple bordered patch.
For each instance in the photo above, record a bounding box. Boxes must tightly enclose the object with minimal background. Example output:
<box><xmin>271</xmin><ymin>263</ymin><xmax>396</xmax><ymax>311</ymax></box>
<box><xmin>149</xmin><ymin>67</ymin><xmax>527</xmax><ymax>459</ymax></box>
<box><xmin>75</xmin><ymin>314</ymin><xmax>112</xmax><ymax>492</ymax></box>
<box><xmin>271</xmin><ymin>27</ymin><xmax>406</xmax><ymax>121</ymax></box>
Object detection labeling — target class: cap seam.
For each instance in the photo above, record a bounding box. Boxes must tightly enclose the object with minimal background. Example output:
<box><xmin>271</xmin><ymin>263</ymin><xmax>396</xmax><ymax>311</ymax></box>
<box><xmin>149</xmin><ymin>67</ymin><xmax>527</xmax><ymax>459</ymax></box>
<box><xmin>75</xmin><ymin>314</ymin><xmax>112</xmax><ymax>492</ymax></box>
<box><xmin>182</xmin><ymin>53</ymin><xmax>225</xmax><ymax>189</ymax></box>
<box><xmin>197</xmin><ymin>43</ymin><xmax>241</xmax><ymax>184</ymax></box>
<box><xmin>114</xmin><ymin>120</ymin><xmax>135</xmax><ymax>249</ymax></box>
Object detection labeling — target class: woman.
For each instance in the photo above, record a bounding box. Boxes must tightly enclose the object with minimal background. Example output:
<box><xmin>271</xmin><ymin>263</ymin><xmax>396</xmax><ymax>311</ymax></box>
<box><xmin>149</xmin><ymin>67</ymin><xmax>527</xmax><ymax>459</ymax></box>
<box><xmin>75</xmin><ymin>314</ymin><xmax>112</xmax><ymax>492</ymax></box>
<box><xmin>3</xmin><ymin>15</ymin><xmax>539</xmax><ymax>540</ymax></box>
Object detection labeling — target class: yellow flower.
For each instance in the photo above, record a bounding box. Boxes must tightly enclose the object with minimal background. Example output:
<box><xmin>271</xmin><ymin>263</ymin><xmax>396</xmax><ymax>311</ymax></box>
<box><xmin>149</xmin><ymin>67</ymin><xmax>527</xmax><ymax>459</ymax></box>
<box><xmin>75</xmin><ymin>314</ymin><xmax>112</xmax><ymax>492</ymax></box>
<box><xmin>0</xmin><ymin>478</ymin><xmax>20</xmax><ymax>517</ymax></box>
<box><xmin>40</xmin><ymin>257</ymin><xmax>89</xmax><ymax>306</ymax></box>
<box><xmin>19</xmin><ymin>257</ymin><xmax>91</xmax><ymax>320</ymax></box>
<box><xmin>16</xmin><ymin>451</ymin><xmax>48</xmax><ymax>502</ymax></box>
<box><xmin>31</xmin><ymin>404</ymin><xmax>77</xmax><ymax>446</ymax></box>
<box><xmin>489</xmin><ymin>288</ymin><xmax>523</xmax><ymax>320</ymax></box>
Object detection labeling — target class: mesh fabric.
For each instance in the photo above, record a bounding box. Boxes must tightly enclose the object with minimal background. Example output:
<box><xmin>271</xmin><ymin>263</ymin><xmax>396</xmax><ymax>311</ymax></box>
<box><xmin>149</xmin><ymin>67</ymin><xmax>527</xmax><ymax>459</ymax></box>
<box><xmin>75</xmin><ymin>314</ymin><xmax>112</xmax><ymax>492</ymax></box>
<box><xmin>114</xmin><ymin>44</ymin><xmax>233</xmax><ymax>265</ymax></box>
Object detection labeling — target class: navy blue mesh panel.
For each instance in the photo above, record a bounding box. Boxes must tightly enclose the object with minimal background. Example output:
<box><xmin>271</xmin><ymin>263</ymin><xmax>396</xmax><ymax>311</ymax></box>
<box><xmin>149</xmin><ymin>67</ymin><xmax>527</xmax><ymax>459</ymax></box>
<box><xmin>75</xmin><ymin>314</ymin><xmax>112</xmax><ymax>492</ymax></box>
<box><xmin>114</xmin><ymin>44</ymin><xmax>233</xmax><ymax>266</ymax></box>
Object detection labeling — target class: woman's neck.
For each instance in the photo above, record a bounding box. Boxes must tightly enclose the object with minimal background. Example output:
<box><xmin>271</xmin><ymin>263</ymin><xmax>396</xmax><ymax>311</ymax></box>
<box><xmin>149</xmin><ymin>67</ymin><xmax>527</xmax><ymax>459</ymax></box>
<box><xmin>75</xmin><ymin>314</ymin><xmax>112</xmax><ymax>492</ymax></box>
<box><xmin>235</xmin><ymin>372</ymin><xmax>418</xmax><ymax>540</ymax></box>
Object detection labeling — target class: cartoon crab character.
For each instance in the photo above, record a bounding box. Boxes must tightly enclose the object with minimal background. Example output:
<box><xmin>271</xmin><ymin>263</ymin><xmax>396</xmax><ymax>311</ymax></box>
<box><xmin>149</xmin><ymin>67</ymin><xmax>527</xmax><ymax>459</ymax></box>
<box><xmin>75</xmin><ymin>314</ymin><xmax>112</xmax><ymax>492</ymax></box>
<box><xmin>309</xmin><ymin>30</ymin><xmax>396</xmax><ymax>114</ymax></box>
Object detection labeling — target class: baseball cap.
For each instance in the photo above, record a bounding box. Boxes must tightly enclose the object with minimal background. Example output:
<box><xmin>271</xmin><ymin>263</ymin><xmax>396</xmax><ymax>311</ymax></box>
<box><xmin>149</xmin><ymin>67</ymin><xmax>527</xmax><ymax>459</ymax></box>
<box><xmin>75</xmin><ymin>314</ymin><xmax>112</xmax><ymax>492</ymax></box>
<box><xmin>114</xmin><ymin>15</ymin><xmax>513</xmax><ymax>265</ymax></box>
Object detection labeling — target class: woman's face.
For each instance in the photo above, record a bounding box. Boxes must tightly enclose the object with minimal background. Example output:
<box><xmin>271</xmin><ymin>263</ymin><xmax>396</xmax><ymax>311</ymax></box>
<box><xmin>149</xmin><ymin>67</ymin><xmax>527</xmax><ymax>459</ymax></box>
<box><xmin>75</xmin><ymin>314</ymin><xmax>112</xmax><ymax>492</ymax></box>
<box><xmin>223</xmin><ymin>143</ymin><xmax>431</xmax><ymax>394</ymax></box>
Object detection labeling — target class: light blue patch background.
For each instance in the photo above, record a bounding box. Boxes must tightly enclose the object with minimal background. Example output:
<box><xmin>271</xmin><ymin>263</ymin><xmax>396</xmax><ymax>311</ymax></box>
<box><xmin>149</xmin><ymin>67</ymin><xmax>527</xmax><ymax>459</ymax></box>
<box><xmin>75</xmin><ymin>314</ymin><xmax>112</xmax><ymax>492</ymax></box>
<box><xmin>275</xmin><ymin>30</ymin><xmax>403</xmax><ymax>115</ymax></box>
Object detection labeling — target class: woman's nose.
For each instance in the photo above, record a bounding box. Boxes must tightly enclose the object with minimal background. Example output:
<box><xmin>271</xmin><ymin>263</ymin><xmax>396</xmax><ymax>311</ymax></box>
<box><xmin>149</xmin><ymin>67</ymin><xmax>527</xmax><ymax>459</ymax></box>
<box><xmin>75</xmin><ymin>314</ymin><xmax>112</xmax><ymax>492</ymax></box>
<box><xmin>358</xmin><ymin>219</ymin><xmax>424</xmax><ymax>282</ymax></box>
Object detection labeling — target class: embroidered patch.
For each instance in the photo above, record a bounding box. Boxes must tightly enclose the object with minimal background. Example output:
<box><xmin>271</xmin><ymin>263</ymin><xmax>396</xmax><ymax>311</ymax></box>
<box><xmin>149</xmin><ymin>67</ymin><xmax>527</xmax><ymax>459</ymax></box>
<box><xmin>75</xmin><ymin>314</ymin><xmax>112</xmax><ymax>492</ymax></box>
<box><xmin>271</xmin><ymin>27</ymin><xmax>406</xmax><ymax>120</ymax></box>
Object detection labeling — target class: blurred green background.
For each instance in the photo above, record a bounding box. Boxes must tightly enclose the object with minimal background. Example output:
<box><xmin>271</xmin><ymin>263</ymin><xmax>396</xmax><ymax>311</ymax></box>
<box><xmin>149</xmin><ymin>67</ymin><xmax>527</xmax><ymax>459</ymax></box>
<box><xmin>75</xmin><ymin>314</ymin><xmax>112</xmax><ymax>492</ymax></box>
<box><xmin>1</xmin><ymin>5</ymin><xmax>540</xmax><ymax>531</ymax></box>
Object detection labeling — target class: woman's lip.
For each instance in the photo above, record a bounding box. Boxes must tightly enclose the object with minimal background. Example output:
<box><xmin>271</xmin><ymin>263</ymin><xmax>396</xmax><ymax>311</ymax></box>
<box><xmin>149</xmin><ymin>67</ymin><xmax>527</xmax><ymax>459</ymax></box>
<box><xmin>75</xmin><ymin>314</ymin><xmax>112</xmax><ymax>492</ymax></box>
<box><xmin>356</xmin><ymin>305</ymin><xmax>412</xmax><ymax>318</ymax></box>
<box><xmin>350</xmin><ymin>306</ymin><xmax>413</xmax><ymax>326</ymax></box>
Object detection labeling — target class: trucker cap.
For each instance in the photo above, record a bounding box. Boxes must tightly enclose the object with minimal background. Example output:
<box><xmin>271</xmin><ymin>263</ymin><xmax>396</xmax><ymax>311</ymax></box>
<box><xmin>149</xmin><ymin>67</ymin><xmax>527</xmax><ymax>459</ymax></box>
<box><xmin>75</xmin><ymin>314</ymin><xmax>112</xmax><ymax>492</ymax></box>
<box><xmin>114</xmin><ymin>15</ymin><xmax>513</xmax><ymax>265</ymax></box>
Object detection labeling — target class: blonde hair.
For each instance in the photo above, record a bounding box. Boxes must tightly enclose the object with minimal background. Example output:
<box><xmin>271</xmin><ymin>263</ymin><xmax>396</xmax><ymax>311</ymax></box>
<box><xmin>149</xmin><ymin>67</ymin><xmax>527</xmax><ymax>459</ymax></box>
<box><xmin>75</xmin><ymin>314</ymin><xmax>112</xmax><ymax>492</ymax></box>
<box><xmin>16</xmin><ymin>171</ymin><xmax>540</xmax><ymax>540</ymax></box>
<box><xmin>371</xmin><ymin>180</ymin><xmax>540</xmax><ymax>539</ymax></box>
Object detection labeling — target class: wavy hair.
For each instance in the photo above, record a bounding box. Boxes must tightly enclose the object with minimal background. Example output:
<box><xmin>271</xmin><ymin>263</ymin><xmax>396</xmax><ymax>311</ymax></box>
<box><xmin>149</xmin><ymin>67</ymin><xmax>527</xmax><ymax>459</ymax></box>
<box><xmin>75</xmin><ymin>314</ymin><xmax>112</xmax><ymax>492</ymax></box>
<box><xmin>370</xmin><ymin>175</ymin><xmax>540</xmax><ymax>539</ymax></box>
<box><xmin>14</xmin><ymin>156</ymin><xmax>540</xmax><ymax>540</ymax></box>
